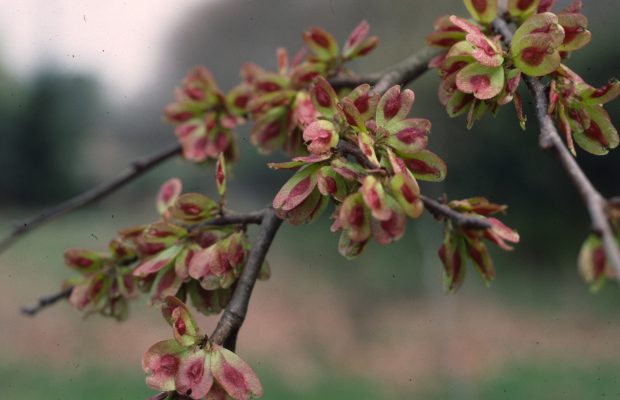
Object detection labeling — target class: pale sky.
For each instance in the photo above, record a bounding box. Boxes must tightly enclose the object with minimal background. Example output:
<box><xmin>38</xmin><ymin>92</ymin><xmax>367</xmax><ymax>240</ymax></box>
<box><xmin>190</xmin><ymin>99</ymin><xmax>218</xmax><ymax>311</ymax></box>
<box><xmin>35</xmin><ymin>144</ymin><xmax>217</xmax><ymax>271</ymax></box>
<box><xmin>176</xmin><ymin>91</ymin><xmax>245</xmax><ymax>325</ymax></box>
<box><xmin>0</xmin><ymin>0</ymin><xmax>206</xmax><ymax>98</ymax></box>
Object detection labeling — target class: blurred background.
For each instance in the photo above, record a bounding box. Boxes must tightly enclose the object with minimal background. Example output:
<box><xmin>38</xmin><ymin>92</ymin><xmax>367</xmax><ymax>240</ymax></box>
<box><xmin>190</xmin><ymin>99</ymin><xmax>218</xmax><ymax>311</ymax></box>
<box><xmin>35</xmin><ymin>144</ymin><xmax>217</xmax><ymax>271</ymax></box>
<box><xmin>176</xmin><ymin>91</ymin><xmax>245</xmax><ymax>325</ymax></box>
<box><xmin>1</xmin><ymin>0</ymin><xmax>619</xmax><ymax>398</ymax></box>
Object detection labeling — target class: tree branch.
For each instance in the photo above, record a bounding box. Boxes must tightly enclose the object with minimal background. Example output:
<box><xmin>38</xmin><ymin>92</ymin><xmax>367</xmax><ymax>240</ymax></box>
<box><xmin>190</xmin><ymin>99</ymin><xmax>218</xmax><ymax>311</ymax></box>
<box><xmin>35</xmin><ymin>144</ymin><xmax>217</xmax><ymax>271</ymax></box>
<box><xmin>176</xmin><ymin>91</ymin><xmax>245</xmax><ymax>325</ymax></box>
<box><xmin>330</xmin><ymin>46</ymin><xmax>442</xmax><ymax>92</ymax></box>
<box><xmin>0</xmin><ymin>143</ymin><xmax>182</xmax><ymax>256</ymax></box>
<box><xmin>421</xmin><ymin>195</ymin><xmax>491</xmax><ymax>230</ymax></box>
<box><xmin>189</xmin><ymin>210</ymin><xmax>266</xmax><ymax>231</ymax></box>
<box><xmin>21</xmin><ymin>286</ymin><xmax>73</xmax><ymax>316</ymax></box>
<box><xmin>209</xmin><ymin>208</ymin><xmax>282</xmax><ymax>350</ymax></box>
<box><xmin>492</xmin><ymin>17</ymin><xmax>620</xmax><ymax>279</ymax></box>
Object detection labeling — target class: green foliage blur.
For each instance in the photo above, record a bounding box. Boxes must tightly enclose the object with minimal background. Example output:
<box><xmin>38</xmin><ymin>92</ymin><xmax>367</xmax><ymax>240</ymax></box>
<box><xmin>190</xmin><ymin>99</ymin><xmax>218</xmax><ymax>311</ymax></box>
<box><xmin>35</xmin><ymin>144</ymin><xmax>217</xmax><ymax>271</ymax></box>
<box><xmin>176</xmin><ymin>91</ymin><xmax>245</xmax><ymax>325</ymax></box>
<box><xmin>0</xmin><ymin>67</ymin><xmax>100</xmax><ymax>205</ymax></box>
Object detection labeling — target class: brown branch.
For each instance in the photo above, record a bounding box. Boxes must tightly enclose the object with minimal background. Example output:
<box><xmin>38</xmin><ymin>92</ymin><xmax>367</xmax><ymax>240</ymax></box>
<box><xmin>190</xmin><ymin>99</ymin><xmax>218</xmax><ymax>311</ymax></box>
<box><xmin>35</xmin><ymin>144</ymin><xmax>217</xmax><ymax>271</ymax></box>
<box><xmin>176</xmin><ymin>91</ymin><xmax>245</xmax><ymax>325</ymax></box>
<box><xmin>21</xmin><ymin>286</ymin><xmax>72</xmax><ymax>316</ymax></box>
<box><xmin>330</xmin><ymin>46</ymin><xmax>442</xmax><ymax>93</ymax></box>
<box><xmin>0</xmin><ymin>143</ymin><xmax>182</xmax><ymax>256</ymax></box>
<box><xmin>336</xmin><ymin>140</ymin><xmax>380</xmax><ymax>169</ymax></box>
<box><xmin>189</xmin><ymin>210</ymin><xmax>266</xmax><ymax>231</ymax></box>
<box><xmin>421</xmin><ymin>195</ymin><xmax>491</xmax><ymax>230</ymax></box>
<box><xmin>209</xmin><ymin>208</ymin><xmax>282</xmax><ymax>350</ymax></box>
<box><xmin>337</xmin><ymin>139</ymin><xmax>491</xmax><ymax>230</ymax></box>
<box><xmin>492</xmin><ymin>17</ymin><xmax>620</xmax><ymax>278</ymax></box>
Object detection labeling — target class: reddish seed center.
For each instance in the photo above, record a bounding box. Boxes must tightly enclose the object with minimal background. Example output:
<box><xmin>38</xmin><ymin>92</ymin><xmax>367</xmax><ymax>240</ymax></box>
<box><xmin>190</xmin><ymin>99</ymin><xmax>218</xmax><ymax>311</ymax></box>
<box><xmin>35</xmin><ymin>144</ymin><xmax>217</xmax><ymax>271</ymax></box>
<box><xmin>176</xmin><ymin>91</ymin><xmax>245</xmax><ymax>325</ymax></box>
<box><xmin>517</xmin><ymin>0</ymin><xmax>535</xmax><ymax>10</ymax></box>
<box><xmin>257</xmin><ymin>81</ymin><xmax>280</xmax><ymax>92</ymax></box>
<box><xmin>471</xmin><ymin>0</ymin><xmax>487</xmax><ymax>13</ymax></box>
<box><xmin>161</xmin><ymin>184</ymin><xmax>176</xmax><ymax>202</ymax></box>
<box><xmin>452</xmin><ymin>251</ymin><xmax>462</xmax><ymax>275</ymax></box>
<box><xmin>521</xmin><ymin>47</ymin><xmax>547</xmax><ymax>66</ymax></box>
<box><xmin>152</xmin><ymin>229</ymin><xmax>174</xmax><ymax>238</ymax></box>
<box><xmin>234</xmin><ymin>95</ymin><xmax>249</xmax><ymax>108</ymax></box>
<box><xmin>217</xmin><ymin>165</ymin><xmax>225</xmax><ymax>184</ymax></box>
<box><xmin>141</xmin><ymin>242</ymin><xmax>166</xmax><ymax>254</ymax></box>
<box><xmin>584</xmin><ymin>121</ymin><xmax>609</xmax><ymax>147</ymax></box>
<box><xmin>383</xmin><ymin>93</ymin><xmax>402</xmax><ymax>120</ymax></box>
<box><xmin>185</xmin><ymin>87</ymin><xmax>205</xmax><ymax>101</ymax></box>
<box><xmin>324</xmin><ymin>176</ymin><xmax>337</xmax><ymax>193</ymax></box>
<box><xmin>347</xmin><ymin>24</ymin><xmax>365</xmax><ymax>46</ymax></box>
<box><xmin>593</xmin><ymin>84</ymin><xmax>613</xmax><ymax>99</ymax></box>
<box><xmin>592</xmin><ymin>247</ymin><xmax>607</xmax><ymax>277</ymax></box>
<box><xmin>181</xmin><ymin>203</ymin><xmax>202</xmax><ymax>216</ymax></box>
<box><xmin>363</xmin><ymin>144</ymin><xmax>374</xmax><ymax>158</ymax></box>
<box><xmin>344</xmin><ymin>111</ymin><xmax>358</xmax><ymax>126</ymax></box>
<box><xmin>187</xmin><ymin>359</ymin><xmax>204</xmax><ymax>383</ymax></box>
<box><xmin>406</xmin><ymin>159</ymin><xmax>439</xmax><ymax>175</ymax></box>
<box><xmin>174</xmin><ymin>317</ymin><xmax>187</xmax><ymax>335</ymax></box>
<box><xmin>348</xmin><ymin>205</ymin><xmax>365</xmax><ymax>227</ymax></box>
<box><xmin>158</xmin><ymin>270</ymin><xmax>176</xmax><ymax>290</ymax></box>
<box><xmin>75</xmin><ymin>257</ymin><xmax>93</xmax><ymax>268</ymax></box>
<box><xmin>445</xmin><ymin>61</ymin><xmax>468</xmax><ymax>75</ymax></box>
<box><xmin>171</xmin><ymin>111</ymin><xmax>193</xmax><ymax>123</ymax></box>
<box><xmin>311</xmin><ymin>31</ymin><xmax>330</xmax><ymax>48</ymax></box>
<box><xmin>435</xmin><ymin>38</ymin><xmax>459</xmax><ymax>47</ymax></box>
<box><xmin>192</xmin><ymin>136</ymin><xmax>208</xmax><ymax>154</ymax></box>
<box><xmin>396</xmin><ymin>127</ymin><xmax>424</xmax><ymax>145</ymax></box>
<box><xmin>177</xmin><ymin>124</ymin><xmax>198</xmax><ymax>138</ymax></box>
<box><xmin>380</xmin><ymin>213</ymin><xmax>399</xmax><ymax>236</ymax></box>
<box><xmin>481</xmin><ymin>42</ymin><xmax>497</xmax><ymax>57</ymax></box>
<box><xmin>367</xmin><ymin>188</ymin><xmax>381</xmax><ymax>210</ymax></box>
<box><xmin>317</xmin><ymin>129</ymin><xmax>332</xmax><ymax>140</ymax></box>
<box><xmin>89</xmin><ymin>280</ymin><xmax>104</xmax><ymax>298</ymax></box>
<box><xmin>470</xmin><ymin>75</ymin><xmax>491</xmax><ymax>92</ymax></box>
<box><xmin>354</xmin><ymin>94</ymin><xmax>370</xmax><ymax>113</ymax></box>
<box><xmin>315</xmin><ymin>86</ymin><xmax>331</xmax><ymax>107</ymax></box>
<box><xmin>159</xmin><ymin>355</ymin><xmax>179</xmax><ymax>376</ymax></box>
<box><xmin>288</xmin><ymin>176</ymin><xmax>312</xmax><ymax>200</ymax></box>
<box><xmin>468</xmin><ymin>247</ymin><xmax>484</xmax><ymax>267</ymax></box>
<box><xmin>562</xmin><ymin>26</ymin><xmax>581</xmax><ymax>45</ymax></box>
<box><xmin>401</xmin><ymin>183</ymin><xmax>417</xmax><ymax>204</ymax></box>
<box><xmin>297</xmin><ymin>71</ymin><xmax>318</xmax><ymax>83</ymax></box>
<box><xmin>262</xmin><ymin>121</ymin><xmax>281</xmax><ymax>141</ymax></box>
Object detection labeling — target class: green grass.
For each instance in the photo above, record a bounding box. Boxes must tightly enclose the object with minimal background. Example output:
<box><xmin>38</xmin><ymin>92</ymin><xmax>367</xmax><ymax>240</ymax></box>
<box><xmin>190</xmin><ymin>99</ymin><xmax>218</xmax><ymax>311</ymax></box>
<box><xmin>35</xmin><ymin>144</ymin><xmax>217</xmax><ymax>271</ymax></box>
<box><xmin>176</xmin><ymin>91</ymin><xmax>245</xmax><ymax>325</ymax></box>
<box><xmin>0</xmin><ymin>362</ymin><xmax>396</xmax><ymax>400</ymax></box>
<box><xmin>477</xmin><ymin>361</ymin><xmax>620</xmax><ymax>400</ymax></box>
<box><xmin>0</xmin><ymin>363</ymin><xmax>152</xmax><ymax>400</ymax></box>
<box><xmin>3</xmin><ymin>359</ymin><xmax>620</xmax><ymax>399</ymax></box>
<box><xmin>420</xmin><ymin>360</ymin><xmax>620</xmax><ymax>400</ymax></box>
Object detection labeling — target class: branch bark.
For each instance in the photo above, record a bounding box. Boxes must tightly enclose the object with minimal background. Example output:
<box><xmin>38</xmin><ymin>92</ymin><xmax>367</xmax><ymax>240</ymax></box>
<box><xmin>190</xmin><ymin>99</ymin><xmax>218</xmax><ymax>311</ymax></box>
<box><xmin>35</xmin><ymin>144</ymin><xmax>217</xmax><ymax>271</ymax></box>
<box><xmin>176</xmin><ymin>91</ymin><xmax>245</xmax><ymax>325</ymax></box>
<box><xmin>330</xmin><ymin>46</ymin><xmax>442</xmax><ymax>92</ymax></box>
<box><xmin>0</xmin><ymin>143</ymin><xmax>182</xmax><ymax>255</ymax></box>
<box><xmin>21</xmin><ymin>286</ymin><xmax>72</xmax><ymax>316</ymax></box>
<box><xmin>492</xmin><ymin>17</ymin><xmax>620</xmax><ymax>278</ymax></box>
<box><xmin>209</xmin><ymin>208</ymin><xmax>282</xmax><ymax>350</ymax></box>
<box><xmin>189</xmin><ymin>210</ymin><xmax>266</xmax><ymax>231</ymax></box>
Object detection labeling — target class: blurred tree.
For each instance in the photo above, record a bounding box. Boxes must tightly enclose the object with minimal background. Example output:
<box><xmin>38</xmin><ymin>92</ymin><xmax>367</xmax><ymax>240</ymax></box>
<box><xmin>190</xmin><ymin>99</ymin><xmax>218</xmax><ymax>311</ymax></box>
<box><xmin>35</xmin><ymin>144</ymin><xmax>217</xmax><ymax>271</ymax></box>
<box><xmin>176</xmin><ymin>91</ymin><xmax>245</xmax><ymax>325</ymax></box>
<box><xmin>0</xmin><ymin>69</ymin><xmax>100</xmax><ymax>205</ymax></box>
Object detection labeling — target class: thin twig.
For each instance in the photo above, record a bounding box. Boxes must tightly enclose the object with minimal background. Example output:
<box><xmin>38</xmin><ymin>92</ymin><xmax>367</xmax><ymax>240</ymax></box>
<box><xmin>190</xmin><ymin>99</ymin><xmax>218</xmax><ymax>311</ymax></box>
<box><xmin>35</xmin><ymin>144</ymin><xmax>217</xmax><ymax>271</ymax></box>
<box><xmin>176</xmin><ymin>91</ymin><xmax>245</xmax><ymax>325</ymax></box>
<box><xmin>0</xmin><ymin>143</ymin><xmax>182</xmax><ymax>256</ymax></box>
<box><xmin>337</xmin><ymin>139</ymin><xmax>491</xmax><ymax>230</ymax></box>
<box><xmin>209</xmin><ymin>208</ymin><xmax>282</xmax><ymax>350</ymax></box>
<box><xmin>21</xmin><ymin>286</ymin><xmax>73</xmax><ymax>316</ymax></box>
<box><xmin>420</xmin><ymin>195</ymin><xmax>491</xmax><ymax>230</ymax></box>
<box><xmin>336</xmin><ymin>140</ymin><xmax>380</xmax><ymax>169</ymax></box>
<box><xmin>372</xmin><ymin>46</ymin><xmax>443</xmax><ymax>94</ymax></box>
<box><xmin>330</xmin><ymin>46</ymin><xmax>442</xmax><ymax>93</ymax></box>
<box><xmin>189</xmin><ymin>210</ymin><xmax>266</xmax><ymax>232</ymax></box>
<box><xmin>492</xmin><ymin>17</ymin><xmax>620</xmax><ymax>278</ymax></box>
